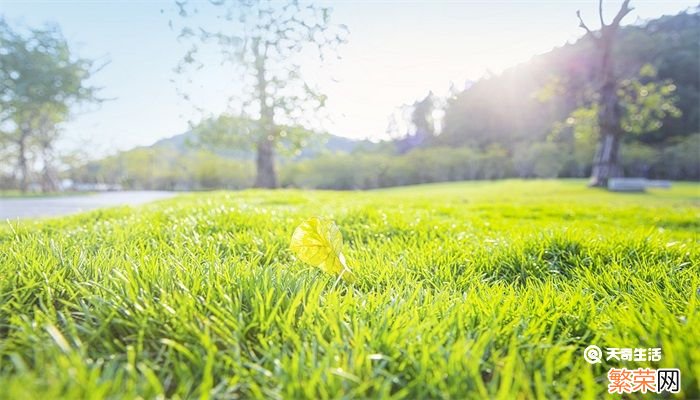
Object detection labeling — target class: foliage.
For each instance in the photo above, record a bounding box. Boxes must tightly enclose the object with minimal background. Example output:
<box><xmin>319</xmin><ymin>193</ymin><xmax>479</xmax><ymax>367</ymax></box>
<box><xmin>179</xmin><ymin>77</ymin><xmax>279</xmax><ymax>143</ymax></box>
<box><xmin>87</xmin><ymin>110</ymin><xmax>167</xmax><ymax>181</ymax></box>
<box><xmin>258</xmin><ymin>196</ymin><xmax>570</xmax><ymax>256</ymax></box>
<box><xmin>617</xmin><ymin>65</ymin><xmax>681</xmax><ymax>134</ymax></box>
<box><xmin>281</xmin><ymin>147</ymin><xmax>514</xmax><ymax>190</ymax></box>
<box><xmin>67</xmin><ymin>130</ymin><xmax>699</xmax><ymax>192</ymax></box>
<box><xmin>547</xmin><ymin>65</ymin><xmax>681</xmax><ymax>145</ymax></box>
<box><xmin>0</xmin><ymin>19</ymin><xmax>98</xmax><ymax>119</ymax></box>
<box><xmin>547</xmin><ymin>63</ymin><xmax>681</xmax><ymax>184</ymax></box>
<box><xmin>548</xmin><ymin>107</ymin><xmax>598</xmax><ymax>177</ymax></box>
<box><xmin>513</xmin><ymin>142</ymin><xmax>567</xmax><ymax>178</ymax></box>
<box><xmin>439</xmin><ymin>10</ymin><xmax>699</xmax><ymax>150</ymax></box>
<box><xmin>620</xmin><ymin>142</ymin><xmax>658</xmax><ymax>177</ymax></box>
<box><xmin>656</xmin><ymin>134</ymin><xmax>700</xmax><ymax>180</ymax></box>
<box><xmin>69</xmin><ymin>147</ymin><xmax>254</xmax><ymax>190</ymax></box>
<box><xmin>0</xmin><ymin>18</ymin><xmax>101</xmax><ymax>191</ymax></box>
<box><xmin>191</xmin><ymin>114</ymin><xmax>316</xmax><ymax>158</ymax></box>
<box><xmin>0</xmin><ymin>181</ymin><xmax>698</xmax><ymax>398</ymax></box>
<box><xmin>173</xmin><ymin>0</ymin><xmax>347</xmax><ymax>187</ymax></box>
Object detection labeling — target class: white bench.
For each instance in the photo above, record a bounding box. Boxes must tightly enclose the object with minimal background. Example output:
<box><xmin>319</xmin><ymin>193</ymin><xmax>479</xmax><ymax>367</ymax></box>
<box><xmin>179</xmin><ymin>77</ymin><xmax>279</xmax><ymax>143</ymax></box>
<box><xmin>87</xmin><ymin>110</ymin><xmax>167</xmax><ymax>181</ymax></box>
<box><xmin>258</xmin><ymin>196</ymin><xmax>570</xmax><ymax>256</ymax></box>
<box><xmin>607</xmin><ymin>178</ymin><xmax>671</xmax><ymax>192</ymax></box>
<box><xmin>644</xmin><ymin>180</ymin><xmax>671</xmax><ymax>188</ymax></box>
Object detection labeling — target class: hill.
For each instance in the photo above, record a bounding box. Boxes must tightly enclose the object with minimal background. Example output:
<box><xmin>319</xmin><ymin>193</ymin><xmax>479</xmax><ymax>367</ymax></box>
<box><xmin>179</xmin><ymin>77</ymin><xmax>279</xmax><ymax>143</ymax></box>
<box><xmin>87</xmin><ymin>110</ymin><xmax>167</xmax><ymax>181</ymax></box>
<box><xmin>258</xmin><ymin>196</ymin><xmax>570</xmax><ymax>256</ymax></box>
<box><xmin>438</xmin><ymin>9</ymin><xmax>699</xmax><ymax>149</ymax></box>
<box><xmin>148</xmin><ymin>131</ymin><xmax>380</xmax><ymax>160</ymax></box>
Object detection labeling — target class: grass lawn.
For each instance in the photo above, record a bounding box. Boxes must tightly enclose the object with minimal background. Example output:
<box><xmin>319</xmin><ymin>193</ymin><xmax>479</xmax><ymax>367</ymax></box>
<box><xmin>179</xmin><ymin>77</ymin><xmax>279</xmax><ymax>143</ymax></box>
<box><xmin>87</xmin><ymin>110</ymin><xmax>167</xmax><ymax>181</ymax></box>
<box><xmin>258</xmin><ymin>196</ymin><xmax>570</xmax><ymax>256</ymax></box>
<box><xmin>0</xmin><ymin>179</ymin><xmax>698</xmax><ymax>399</ymax></box>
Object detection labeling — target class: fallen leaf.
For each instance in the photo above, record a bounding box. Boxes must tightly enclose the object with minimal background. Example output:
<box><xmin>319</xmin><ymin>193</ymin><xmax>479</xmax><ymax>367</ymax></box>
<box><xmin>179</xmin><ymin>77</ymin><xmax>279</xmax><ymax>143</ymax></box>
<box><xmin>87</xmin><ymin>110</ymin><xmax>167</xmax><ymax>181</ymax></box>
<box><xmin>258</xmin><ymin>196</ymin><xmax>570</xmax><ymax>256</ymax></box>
<box><xmin>290</xmin><ymin>217</ymin><xmax>354</xmax><ymax>282</ymax></box>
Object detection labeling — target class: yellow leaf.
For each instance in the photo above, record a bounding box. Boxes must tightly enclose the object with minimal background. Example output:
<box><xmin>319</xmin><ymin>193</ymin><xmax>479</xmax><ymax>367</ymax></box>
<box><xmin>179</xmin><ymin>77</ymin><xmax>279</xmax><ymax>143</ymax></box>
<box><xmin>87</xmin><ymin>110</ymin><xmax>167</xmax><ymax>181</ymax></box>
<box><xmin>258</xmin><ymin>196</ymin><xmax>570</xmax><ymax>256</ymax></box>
<box><xmin>290</xmin><ymin>217</ymin><xmax>354</xmax><ymax>282</ymax></box>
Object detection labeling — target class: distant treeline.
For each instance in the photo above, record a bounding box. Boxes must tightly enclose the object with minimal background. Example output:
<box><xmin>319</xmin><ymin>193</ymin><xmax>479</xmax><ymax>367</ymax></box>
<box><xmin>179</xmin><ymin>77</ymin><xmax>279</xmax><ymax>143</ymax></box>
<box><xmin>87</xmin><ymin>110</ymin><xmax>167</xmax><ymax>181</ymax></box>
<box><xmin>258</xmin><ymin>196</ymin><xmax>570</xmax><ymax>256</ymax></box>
<box><xmin>70</xmin><ymin>148</ymin><xmax>254</xmax><ymax>191</ymax></box>
<box><xmin>68</xmin><ymin>133</ymin><xmax>698</xmax><ymax>191</ymax></box>
<box><xmin>282</xmin><ymin>135</ymin><xmax>699</xmax><ymax>190</ymax></box>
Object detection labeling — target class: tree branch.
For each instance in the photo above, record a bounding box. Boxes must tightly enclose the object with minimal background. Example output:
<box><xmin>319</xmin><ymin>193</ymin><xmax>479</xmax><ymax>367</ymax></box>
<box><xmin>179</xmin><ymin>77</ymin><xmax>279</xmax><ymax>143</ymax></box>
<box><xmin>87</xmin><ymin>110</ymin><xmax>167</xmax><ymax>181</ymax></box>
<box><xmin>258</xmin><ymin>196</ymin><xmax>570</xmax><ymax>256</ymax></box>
<box><xmin>576</xmin><ymin>10</ymin><xmax>598</xmax><ymax>39</ymax></box>
<box><xmin>611</xmin><ymin>0</ymin><xmax>634</xmax><ymax>28</ymax></box>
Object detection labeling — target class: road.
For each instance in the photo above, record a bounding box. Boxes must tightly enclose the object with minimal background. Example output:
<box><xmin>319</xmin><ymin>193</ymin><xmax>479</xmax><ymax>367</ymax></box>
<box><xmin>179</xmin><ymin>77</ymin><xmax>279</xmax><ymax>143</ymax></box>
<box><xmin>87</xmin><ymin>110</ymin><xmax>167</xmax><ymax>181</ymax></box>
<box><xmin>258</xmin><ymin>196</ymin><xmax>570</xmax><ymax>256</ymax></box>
<box><xmin>0</xmin><ymin>191</ymin><xmax>177</xmax><ymax>220</ymax></box>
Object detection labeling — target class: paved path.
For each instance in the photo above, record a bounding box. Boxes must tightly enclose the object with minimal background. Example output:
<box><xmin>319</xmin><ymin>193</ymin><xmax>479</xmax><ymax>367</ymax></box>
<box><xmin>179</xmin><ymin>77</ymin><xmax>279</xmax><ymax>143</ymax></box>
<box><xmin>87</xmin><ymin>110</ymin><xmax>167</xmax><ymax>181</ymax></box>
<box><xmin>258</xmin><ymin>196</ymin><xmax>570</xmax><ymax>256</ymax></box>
<box><xmin>0</xmin><ymin>191</ymin><xmax>177</xmax><ymax>220</ymax></box>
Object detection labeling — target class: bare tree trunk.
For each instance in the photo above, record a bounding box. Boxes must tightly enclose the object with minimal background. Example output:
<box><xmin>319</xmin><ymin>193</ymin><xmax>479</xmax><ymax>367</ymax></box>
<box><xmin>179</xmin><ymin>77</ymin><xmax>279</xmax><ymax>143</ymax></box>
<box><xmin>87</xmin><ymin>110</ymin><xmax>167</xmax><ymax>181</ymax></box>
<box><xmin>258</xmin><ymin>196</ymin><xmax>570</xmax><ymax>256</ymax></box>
<box><xmin>40</xmin><ymin>143</ymin><xmax>59</xmax><ymax>193</ymax></box>
<box><xmin>590</xmin><ymin>130</ymin><xmax>622</xmax><ymax>186</ymax></box>
<box><xmin>36</xmin><ymin>114</ymin><xmax>60</xmax><ymax>193</ymax></box>
<box><xmin>589</xmin><ymin>49</ymin><xmax>624</xmax><ymax>187</ymax></box>
<box><xmin>254</xmin><ymin>137</ymin><xmax>277</xmax><ymax>188</ymax></box>
<box><xmin>577</xmin><ymin>0</ymin><xmax>633</xmax><ymax>187</ymax></box>
<box><xmin>252</xmin><ymin>37</ymin><xmax>278</xmax><ymax>189</ymax></box>
<box><xmin>17</xmin><ymin>132</ymin><xmax>29</xmax><ymax>193</ymax></box>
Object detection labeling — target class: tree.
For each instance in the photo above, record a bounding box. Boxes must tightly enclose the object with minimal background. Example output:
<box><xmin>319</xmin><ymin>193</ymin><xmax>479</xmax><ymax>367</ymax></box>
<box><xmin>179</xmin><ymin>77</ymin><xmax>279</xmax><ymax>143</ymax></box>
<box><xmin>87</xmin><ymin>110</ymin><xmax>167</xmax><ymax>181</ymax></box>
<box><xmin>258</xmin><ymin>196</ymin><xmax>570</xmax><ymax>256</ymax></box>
<box><xmin>390</xmin><ymin>92</ymin><xmax>441</xmax><ymax>154</ymax></box>
<box><xmin>411</xmin><ymin>92</ymin><xmax>436</xmax><ymax>138</ymax></box>
<box><xmin>0</xmin><ymin>18</ymin><xmax>102</xmax><ymax>192</ymax></box>
<box><xmin>174</xmin><ymin>0</ymin><xmax>347</xmax><ymax>188</ymax></box>
<box><xmin>439</xmin><ymin>9</ymin><xmax>697</xmax><ymax>159</ymax></box>
<box><xmin>555</xmin><ymin>64</ymin><xmax>680</xmax><ymax>177</ymax></box>
<box><xmin>576</xmin><ymin>0</ymin><xmax>634</xmax><ymax>187</ymax></box>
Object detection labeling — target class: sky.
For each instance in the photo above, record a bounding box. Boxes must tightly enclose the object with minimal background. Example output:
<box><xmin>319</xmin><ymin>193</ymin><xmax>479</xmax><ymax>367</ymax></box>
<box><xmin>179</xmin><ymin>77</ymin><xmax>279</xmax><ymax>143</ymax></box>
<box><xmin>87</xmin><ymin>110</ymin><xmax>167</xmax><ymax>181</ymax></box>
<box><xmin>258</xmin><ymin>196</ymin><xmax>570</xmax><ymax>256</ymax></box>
<box><xmin>1</xmin><ymin>0</ymin><xmax>696</xmax><ymax>155</ymax></box>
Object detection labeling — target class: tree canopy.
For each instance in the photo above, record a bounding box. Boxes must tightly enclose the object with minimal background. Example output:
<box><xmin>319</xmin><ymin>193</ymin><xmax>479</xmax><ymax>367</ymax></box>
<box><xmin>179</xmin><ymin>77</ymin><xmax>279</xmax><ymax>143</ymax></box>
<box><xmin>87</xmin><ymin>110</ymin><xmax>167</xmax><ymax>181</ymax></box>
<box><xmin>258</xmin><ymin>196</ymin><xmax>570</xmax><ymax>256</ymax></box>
<box><xmin>173</xmin><ymin>0</ymin><xmax>347</xmax><ymax>187</ymax></box>
<box><xmin>0</xmin><ymin>18</ymin><xmax>102</xmax><ymax>191</ymax></box>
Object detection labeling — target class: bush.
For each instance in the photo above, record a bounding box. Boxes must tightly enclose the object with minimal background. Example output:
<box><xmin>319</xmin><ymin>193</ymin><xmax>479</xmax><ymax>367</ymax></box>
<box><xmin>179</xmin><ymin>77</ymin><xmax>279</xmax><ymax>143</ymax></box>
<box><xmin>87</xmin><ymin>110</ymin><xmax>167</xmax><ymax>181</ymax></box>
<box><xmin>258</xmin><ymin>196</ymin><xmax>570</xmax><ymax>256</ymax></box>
<box><xmin>281</xmin><ymin>146</ymin><xmax>515</xmax><ymax>190</ymax></box>
<box><xmin>71</xmin><ymin>148</ymin><xmax>254</xmax><ymax>190</ymax></box>
<box><xmin>621</xmin><ymin>142</ymin><xmax>658</xmax><ymax>177</ymax></box>
<box><xmin>655</xmin><ymin>134</ymin><xmax>700</xmax><ymax>180</ymax></box>
<box><xmin>514</xmin><ymin>142</ymin><xmax>567</xmax><ymax>178</ymax></box>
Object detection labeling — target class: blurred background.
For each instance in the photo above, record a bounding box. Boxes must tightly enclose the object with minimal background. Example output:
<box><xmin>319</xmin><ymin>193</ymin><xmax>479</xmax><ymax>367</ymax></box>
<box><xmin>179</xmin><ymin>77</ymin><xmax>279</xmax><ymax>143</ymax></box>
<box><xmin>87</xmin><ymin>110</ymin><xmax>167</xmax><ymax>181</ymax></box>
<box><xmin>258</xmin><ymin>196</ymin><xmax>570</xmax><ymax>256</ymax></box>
<box><xmin>0</xmin><ymin>0</ymin><xmax>698</xmax><ymax>198</ymax></box>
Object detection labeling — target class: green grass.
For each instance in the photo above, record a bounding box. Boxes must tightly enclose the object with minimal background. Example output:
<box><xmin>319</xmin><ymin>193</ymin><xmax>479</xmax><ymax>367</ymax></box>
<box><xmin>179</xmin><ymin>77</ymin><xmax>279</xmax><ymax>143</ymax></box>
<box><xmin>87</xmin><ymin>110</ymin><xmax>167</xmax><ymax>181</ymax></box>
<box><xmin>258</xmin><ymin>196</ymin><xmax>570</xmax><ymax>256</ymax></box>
<box><xmin>1</xmin><ymin>179</ymin><xmax>698</xmax><ymax>399</ymax></box>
